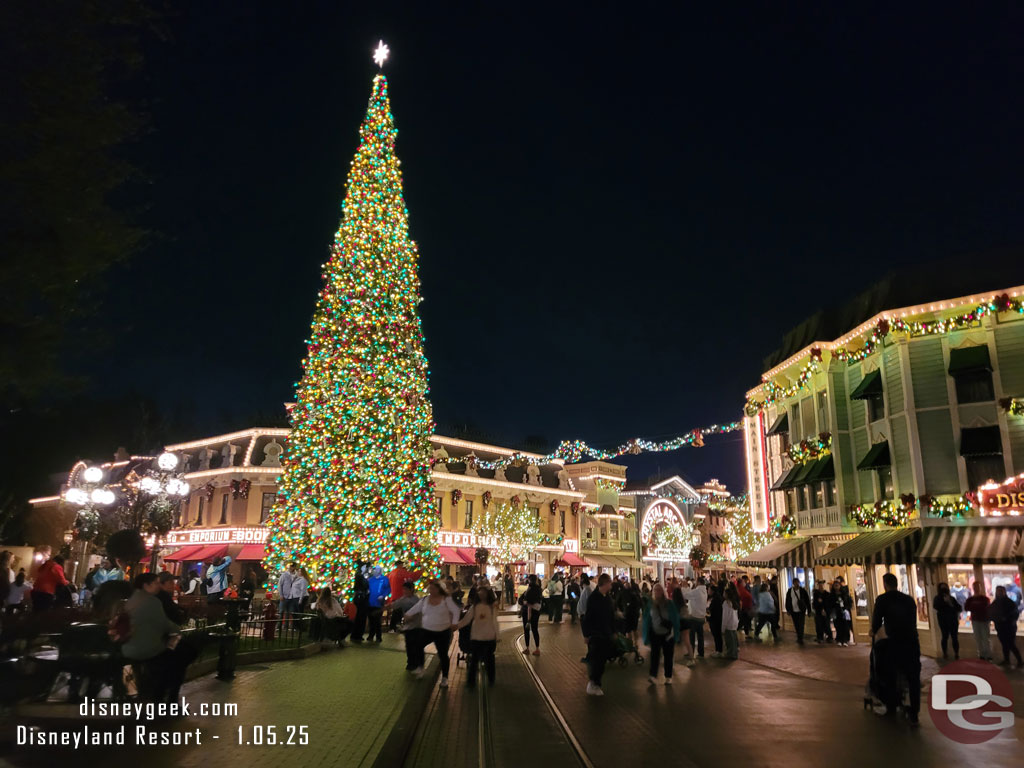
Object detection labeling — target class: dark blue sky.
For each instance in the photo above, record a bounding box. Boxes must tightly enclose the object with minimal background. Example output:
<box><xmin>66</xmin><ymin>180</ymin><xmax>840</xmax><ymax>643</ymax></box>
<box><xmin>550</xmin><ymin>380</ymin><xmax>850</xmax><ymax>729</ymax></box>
<box><xmin>99</xmin><ymin>2</ymin><xmax>1024</xmax><ymax>491</ymax></box>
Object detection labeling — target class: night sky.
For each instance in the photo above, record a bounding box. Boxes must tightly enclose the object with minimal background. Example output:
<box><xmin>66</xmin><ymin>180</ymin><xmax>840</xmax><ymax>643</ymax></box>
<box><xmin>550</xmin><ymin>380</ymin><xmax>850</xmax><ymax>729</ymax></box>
<box><xmin>90</xmin><ymin>4</ymin><xmax>1024</xmax><ymax>491</ymax></box>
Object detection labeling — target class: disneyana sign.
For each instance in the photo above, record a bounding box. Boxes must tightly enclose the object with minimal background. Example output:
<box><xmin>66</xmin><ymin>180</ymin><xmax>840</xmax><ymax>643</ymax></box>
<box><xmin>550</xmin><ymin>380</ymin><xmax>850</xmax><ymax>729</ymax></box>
<box><xmin>978</xmin><ymin>473</ymin><xmax>1024</xmax><ymax>516</ymax></box>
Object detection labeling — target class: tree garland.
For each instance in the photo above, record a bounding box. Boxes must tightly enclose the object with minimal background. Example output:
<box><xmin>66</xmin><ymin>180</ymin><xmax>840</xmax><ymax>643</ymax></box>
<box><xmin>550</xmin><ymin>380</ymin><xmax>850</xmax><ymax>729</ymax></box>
<box><xmin>747</xmin><ymin>294</ymin><xmax>1024</xmax><ymax>414</ymax></box>
<box><xmin>472</xmin><ymin>421</ymin><xmax>742</xmax><ymax>469</ymax></box>
<box><xmin>851</xmin><ymin>492</ymin><xmax>974</xmax><ymax>528</ymax></box>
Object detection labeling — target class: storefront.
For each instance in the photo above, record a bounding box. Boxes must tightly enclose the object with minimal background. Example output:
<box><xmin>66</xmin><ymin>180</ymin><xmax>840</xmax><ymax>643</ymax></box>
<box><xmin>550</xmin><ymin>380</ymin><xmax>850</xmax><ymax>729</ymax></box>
<box><xmin>814</xmin><ymin>527</ymin><xmax>921</xmax><ymax>645</ymax></box>
<box><xmin>737</xmin><ymin>537</ymin><xmax>816</xmax><ymax>633</ymax></box>
<box><xmin>915</xmin><ymin>522</ymin><xmax>1024</xmax><ymax>654</ymax></box>
<box><xmin>436</xmin><ymin>528</ymin><xmax>581</xmax><ymax>582</ymax></box>
<box><xmin>159</xmin><ymin>525</ymin><xmax>269</xmax><ymax>584</ymax></box>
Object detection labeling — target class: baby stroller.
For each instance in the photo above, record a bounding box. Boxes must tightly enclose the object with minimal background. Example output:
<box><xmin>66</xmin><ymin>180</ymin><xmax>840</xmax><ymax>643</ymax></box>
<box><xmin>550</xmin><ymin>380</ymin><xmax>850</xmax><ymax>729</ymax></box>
<box><xmin>609</xmin><ymin>632</ymin><xmax>645</xmax><ymax>667</ymax></box>
<box><xmin>863</xmin><ymin>637</ymin><xmax>910</xmax><ymax>717</ymax></box>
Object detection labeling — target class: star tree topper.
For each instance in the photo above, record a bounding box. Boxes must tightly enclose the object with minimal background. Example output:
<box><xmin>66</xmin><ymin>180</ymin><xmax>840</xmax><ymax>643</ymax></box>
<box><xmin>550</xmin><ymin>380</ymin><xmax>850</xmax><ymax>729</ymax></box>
<box><xmin>373</xmin><ymin>40</ymin><xmax>390</xmax><ymax>68</ymax></box>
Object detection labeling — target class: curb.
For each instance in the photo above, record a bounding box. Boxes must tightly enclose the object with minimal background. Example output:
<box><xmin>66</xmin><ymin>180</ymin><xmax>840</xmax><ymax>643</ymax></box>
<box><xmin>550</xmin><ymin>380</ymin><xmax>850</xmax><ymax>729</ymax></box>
<box><xmin>369</xmin><ymin>655</ymin><xmax>440</xmax><ymax>768</ymax></box>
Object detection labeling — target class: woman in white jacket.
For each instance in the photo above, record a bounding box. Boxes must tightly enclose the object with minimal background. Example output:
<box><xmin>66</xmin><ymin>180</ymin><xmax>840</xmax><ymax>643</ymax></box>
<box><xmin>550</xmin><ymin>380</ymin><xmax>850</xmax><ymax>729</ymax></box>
<box><xmin>456</xmin><ymin>586</ymin><xmax>501</xmax><ymax>687</ymax></box>
<box><xmin>403</xmin><ymin>580</ymin><xmax>461</xmax><ymax>687</ymax></box>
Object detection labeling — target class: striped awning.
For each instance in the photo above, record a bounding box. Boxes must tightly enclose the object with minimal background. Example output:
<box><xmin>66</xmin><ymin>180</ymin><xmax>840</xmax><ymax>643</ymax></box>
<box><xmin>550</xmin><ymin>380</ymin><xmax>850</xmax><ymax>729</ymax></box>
<box><xmin>737</xmin><ymin>537</ymin><xmax>813</xmax><ymax>568</ymax></box>
<box><xmin>815</xmin><ymin>528</ymin><xmax>919</xmax><ymax>566</ymax></box>
<box><xmin>917</xmin><ymin>525</ymin><xmax>1023</xmax><ymax>564</ymax></box>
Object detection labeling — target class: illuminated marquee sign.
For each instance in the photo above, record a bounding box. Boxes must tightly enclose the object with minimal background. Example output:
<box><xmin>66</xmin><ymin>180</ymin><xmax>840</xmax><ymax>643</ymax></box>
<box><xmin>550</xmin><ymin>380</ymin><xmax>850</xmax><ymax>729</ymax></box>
<box><xmin>979</xmin><ymin>473</ymin><xmax>1024</xmax><ymax>516</ymax></box>
<box><xmin>163</xmin><ymin>526</ymin><xmax>269</xmax><ymax>546</ymax></box>
<box><xmin>640</xmin><ymin>499</ymin><xmax>698</xmax><ymax>562</ymax></box>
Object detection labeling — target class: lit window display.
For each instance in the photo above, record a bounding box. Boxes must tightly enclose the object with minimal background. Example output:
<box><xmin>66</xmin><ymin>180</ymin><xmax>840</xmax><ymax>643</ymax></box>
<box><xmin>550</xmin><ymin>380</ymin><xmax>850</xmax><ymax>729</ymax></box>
<box><xmin>982</xmin><ymin>565</ymin><xmax>1024</xmax><ymax>634</ymax></box>
<box><xmin>876</xmin><ymin>564</ymin><xmax>928</xmax><ymax>627</ymax></box>
<box><xmin>943</xmin><ymin>564</ymin><xmax>975</xmax><ymax>630</ymax></box>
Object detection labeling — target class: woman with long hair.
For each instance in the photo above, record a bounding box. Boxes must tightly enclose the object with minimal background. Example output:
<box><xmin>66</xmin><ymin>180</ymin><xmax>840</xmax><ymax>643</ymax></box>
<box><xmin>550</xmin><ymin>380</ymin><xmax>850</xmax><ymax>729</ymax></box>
<box><xmin>932</xmin><ymin>581</ymin><xmax>962</xmax><ymax>660</ymax></box>
<box><xmin>457</xmin><ymin>586</ymin><xmax>501</xmax><ymax>687</ymax></box>
<box><xmin>722</xmin><ymin>583</ymin><xmax>741</xmax><ymax>659</ymax></box>
<box><xmin>641</xmin><ymin>583</ymin><xmax>681</xmax><ymax>683</ymax></box>
<box><xmin>519</xmin><ymin>573</ymin><xmax>543</xmax><ymax>655</ymax></box>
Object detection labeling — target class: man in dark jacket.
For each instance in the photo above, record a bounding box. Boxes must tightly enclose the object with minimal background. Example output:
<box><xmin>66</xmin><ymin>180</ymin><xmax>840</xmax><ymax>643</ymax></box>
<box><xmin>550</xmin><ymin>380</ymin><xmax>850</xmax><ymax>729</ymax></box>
<box><xmin>565</xmin><ymin>577</ymin><xmax>581</xmax><ymax>624</ymax></box>
<box><xmin>351</xmin><ymin>559</ymin><xmax>370</xmax><ymax>643</ymax></box>
<box><xmin>156</xmin><ymin>572</ymin><xmax>187</xmax><ymax>625</ymax></box>
<box><xmin>870</xmin><ymin>572</ymin><xmax>921</xmax><ymax>724</ymax></box>
<box><xmin>785</xmin><ymin>578</ymin><xmax>812</xmax><ymax>644</ymax></box>
<box><xmin>812</xmin><ymin>580</ymin><xmax>835</xmax><ymax>643</ymax></box>
<box><xmin>582</xmin><ymin>573</ymin><xmax>615</xmax><ymax>696</ymax></box>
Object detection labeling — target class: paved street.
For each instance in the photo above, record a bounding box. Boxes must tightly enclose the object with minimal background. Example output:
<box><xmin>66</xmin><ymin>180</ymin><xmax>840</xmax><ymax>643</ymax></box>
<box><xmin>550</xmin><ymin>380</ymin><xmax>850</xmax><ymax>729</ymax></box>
<box><xmin>2</xmin><ymin>617</ymin><xmax>1023</xmax><ymax>768</ymax></box>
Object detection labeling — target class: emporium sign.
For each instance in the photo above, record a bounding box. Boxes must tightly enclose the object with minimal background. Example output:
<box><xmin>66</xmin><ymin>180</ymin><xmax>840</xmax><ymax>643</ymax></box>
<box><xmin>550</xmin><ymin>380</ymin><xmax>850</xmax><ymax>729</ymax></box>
<box><xmin>640</xmin><ymin>499</ymin><xmax>695</xmax><ymax>561</ymax></box>
<box><xmin>437</xmin><ymin>529</ymin><xmax>579</xmax><ymax>553</ymax></box>
<box><xmin>163</xmin><ymin>527</ymin><xmax>269</xmax><ymax>545</ymax></box>
<box><xmin>979</xmin><ymin>473</ymin><xmax>1024</xmax><ymax>516</ymax></box>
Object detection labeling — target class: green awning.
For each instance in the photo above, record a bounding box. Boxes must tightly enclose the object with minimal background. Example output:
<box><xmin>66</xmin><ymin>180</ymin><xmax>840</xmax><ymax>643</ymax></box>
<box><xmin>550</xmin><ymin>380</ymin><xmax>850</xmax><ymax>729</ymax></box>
<box><xmin>790</xmin><ymin>460</ymin><xmax>818</xmax><ymax>487</ymax></box>
<box><xmin>960</xmin><ymin>426</ymin><xmax>1003</xmax><ymax>457</ymax></box>
<box><xmin>948</xmin><ymin>346</ymin><xmax>992</xmax><ymax>375</ymax></box>
<box><xmin>766</xmin><ymin>412</ymin><xmax>789</xmax><ymax>436</ymax></box>
<box><xmin>857</xmin><ymin>441</ymin><xmax>891</xmax><ymax>470</ymax></box>
<box><xmin>849</xmin><ymin>369</ymin><xmax>883</xmax><ymax>400</ymax></box>
<box><xmin>804</xmin><ymin>455</ymin><xmax>835</xmax><ymax>483</ymax></box>
<box><xmin>771</xmin><ymin>464</ymin><xmax>801</xmax><ymax>491</ymax></box>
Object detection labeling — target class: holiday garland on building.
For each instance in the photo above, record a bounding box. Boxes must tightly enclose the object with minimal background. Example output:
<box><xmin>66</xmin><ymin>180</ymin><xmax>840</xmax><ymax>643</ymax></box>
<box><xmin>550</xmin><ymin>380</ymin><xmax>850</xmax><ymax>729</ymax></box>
<box><xmin>747</xmin><ymin>294</ymin><xmax>1024</xmax><ymax>414</ymax></box>
<box><xmin>999</xmin><ymin>397</ymin><xmax>1024</xmax><ymax>417</ymax></box>
<box><xmin>787</xmin><ymin>432</ymin><xmax>832</xmax><ymax>465</ymax></box>
<box><xmin>264</xmin><ymin>72</ymin><xmax>438</xmax><ymax>592</ymax></box>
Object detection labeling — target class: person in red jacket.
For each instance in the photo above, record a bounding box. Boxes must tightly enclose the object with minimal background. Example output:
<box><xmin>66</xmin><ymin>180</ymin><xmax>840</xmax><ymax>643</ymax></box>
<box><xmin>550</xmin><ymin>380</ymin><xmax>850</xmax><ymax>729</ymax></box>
<box><xmin>31</xmin><ymin>555</ymin><xmax>69</xmax><ymax>612</ymax></box>
<box><xmin>388</xmin><ymin>560</ymin><xmax>412</xmax><ymax>604</ymax></box>
<box><xmin>735</xmin><ymin>577</ymin><xmax>754</xmax><ymax>638</ymax></box>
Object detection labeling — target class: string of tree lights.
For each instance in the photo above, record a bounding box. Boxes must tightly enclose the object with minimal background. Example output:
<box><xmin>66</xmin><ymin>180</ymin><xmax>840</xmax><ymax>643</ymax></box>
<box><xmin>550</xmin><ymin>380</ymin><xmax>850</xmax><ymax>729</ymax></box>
<box><xmin>746</xmin><ymin>294</ymin><xmax>1024</xmax><ymax>414</ymax></box>
<box><xmin>264</xmin><ymin>64</ymin><xmax>440</xmax><ymax>593</ymax></box>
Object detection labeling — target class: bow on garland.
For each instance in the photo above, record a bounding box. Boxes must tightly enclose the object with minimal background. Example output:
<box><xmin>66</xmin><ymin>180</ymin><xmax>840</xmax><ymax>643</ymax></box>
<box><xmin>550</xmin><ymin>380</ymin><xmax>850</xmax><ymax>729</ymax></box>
<box><xmin>689</xmin><ymin>546</ymin><xmax>709</xmax><ymax>569</ymax></box>
<box><xmin>773</xmin><ymin>514</ymin><xmax>797</xmax><ymax>537</ymax></box>
<box><xmin>451</xmin><ymin>489</ymin><xmax>463</xmax><ymax>505</ymax></box>
<box><xmin>231</xmin><ymin>479</ymin><xmax>251</xmax><ymax>499</ymax></box>
<box><xmin>549</xmin><ymin>500</ymin><xmax>559</xmax><ymax>514</ymax></box>
<box><xmin>570</xmin><ymin>501</ymin><xmax>580</xmax><ymax>516</ymax></box>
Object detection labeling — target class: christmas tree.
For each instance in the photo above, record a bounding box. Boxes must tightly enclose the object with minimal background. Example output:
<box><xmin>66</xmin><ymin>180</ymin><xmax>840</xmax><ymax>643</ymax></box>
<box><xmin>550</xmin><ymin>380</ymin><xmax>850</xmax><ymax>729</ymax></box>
<box><xmin>265</xmin><ymin>68</ymin><xmax>439</xmax><ymax>592</ymax></box>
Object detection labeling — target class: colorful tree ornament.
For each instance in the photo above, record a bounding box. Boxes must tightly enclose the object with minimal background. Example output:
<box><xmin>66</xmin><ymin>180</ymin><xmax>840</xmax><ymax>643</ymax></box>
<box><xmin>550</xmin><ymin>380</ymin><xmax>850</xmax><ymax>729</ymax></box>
<box><xmin>264</xmin><ymin>69</ymin><xmax>438</xmax><ymax>594</ymax></box>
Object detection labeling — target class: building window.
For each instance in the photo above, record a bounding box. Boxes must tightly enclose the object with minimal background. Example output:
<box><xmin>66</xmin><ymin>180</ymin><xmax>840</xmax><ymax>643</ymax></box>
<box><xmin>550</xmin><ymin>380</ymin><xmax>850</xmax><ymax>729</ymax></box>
<box><xmin>876</xmin><ymin>467</ymin><xmax>894</xmax><ymax>500</ymax></box>
<box><xmin>609</xmin><ymin>519</ymin><xmax>619</xmax><ymax>539</ymax></box>
<box><xmin>600</xmin><ymin>523</ymin><xmax>608</xmax><ymax>540</ymax></box>
<box><xmin>196</xmin><ymin>497</ymin><xmax>205</xmax><ymax>526</ymax></box>
<box><xmin>559</xmin><ymin>509</ymin><xmax>565</xmax><ymax>534</ymax></box>
<box><xmin>954</xmin><ymin>370</ymin><xmax>995</xmax><ymax>404</ymax></box>
<box><xmin>796</xmin><ymin>486</ymin><xmax>807</xmax><ymax>512</ymax></box>
<box><xmin>436</xmin><ymin>495</ymin><xmax>444</xmax><ymax>522</ymax></box>
<box><xmin>791</xmin><ymin>401</ymin><xmax>801</xmax><ymax>439</ymax></box>
<box><xmin>867</xmin><ymin>395</ymin><xmax>885</xmax><ymax>423</ymax></box>
<box><xmin>817</xmin><ymin>391</ymin><xmax>829</xmax><ymax>431</ymax></box>
<box><xmin>786</xmin><ymin>489</ymin><xmax>797</xmax><ymax>515</ymax></box>
<box><xmin>220</xmin><ymin>493</ymin><xmax>229</xmax><ymax>525</ymax></box>
<box><xmin>813</xmin><ymin>483</ymin><xmax>824</xmax><ymax>509</ymax></box>
<box><xmin>965</xmin><ymin>455</ymin><xmax>1006</xmax><ymax>491</ymax></box>
<box><xmin>825</xmin><ymin>480</ymin><xmax>836</xmax><ymax>506</ymax></box>
<box><xmin>261</xmin><ymin>492</ymin><xmax>275</xmax><ymax>523</ymax></box>
<box><xmin>464</xmin><ymin>500</ymin><xmax>473</xmax><ymax>529</ymax></box>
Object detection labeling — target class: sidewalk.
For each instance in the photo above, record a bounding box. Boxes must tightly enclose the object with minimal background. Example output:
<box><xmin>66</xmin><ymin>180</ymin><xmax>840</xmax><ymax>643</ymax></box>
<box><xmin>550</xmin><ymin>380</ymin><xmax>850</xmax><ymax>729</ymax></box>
<box><xmin>1</xmin><ymin>634</ymin><xmax>436</xmax><ymax>768</ymax></box>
